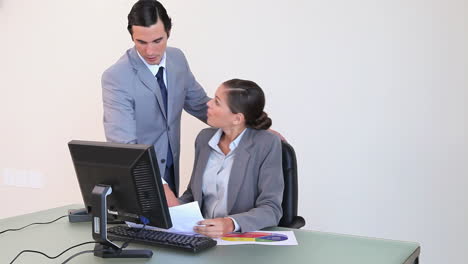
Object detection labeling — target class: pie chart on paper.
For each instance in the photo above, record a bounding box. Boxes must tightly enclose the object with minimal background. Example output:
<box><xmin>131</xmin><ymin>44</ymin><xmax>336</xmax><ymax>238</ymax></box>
<box><xmin>221</xmin><ymin>232</ymin><xmax>289</xmax><ymax>242</ymax></box>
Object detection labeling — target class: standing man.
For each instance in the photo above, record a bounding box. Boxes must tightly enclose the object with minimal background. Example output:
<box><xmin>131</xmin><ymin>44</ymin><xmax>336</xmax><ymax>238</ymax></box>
<box><xmin>102</xmin><ymin>0</ymin><xmax>209</xmax><ymax>197</ymax></box>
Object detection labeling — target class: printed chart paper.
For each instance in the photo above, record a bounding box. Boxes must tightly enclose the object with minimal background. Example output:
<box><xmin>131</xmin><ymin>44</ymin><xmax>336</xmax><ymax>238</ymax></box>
<box><xmin>216</xmin><ymin>231</ymin><xmax>298</xmax><ymax>246</ymax></box>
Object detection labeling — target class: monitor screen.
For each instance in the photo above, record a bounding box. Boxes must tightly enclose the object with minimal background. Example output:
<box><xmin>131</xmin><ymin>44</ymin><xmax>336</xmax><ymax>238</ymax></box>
<box><xmin>68</xmin><ymin>140</ymin><xmax>172</xmax><ymax>229</ymax></box>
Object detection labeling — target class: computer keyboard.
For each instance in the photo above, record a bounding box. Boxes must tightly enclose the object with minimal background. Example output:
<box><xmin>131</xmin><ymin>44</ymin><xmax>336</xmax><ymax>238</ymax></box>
<box><xmin>107</xmin><ymin>225</ymin><xmax>217</xmax><ymax>253</ymax></box>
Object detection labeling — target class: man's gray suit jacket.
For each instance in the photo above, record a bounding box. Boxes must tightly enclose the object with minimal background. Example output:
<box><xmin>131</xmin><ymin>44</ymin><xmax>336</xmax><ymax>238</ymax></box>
<box><xmin>179</xmin><ymin>128</ymin><xmax>284</xmax><ymax>232</ymax></box>
<box><xmin>102</xmin><ymin>46</ymin><xmax>209</xmax><ymax>193</ymax></box>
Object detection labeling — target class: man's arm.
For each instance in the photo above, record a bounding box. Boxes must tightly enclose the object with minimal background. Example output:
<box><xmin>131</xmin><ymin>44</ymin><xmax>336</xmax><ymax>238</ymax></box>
<box><xmin>164</xmin><ymin>184</ymin><xmax>180</xmax><ymax>207</ymax></box>
<box><xmin>102</xmin><ymin>69</ymin><xmax>137</xmax><ymax>143</ymax></box>
<box><xmin>178</xmin><ymin>51</ymin><xmax>210</xmax><ymax>122</ymax></box>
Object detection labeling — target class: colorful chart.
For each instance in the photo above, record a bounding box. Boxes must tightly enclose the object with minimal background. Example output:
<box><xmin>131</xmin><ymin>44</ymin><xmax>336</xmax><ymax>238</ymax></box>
<box><xmin>221</xmin><ymin>232</ymin><xmax>288</xmax><ymax>242</ymax></box>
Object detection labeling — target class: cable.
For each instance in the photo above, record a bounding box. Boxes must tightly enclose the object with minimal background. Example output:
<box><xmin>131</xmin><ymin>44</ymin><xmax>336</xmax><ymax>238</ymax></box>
<box><xmin>60</xmin><ymin>222</ymin><xmax>150</xmax><ymax>264</ymax></box>
<box><xmin>117</xmin><ymin>216</ymin><xmax>150</xmax><ymax>250</ymax></box>
<box><xmin>9</xmin><ymin>241</ymin><xmax>97</xmax><ymax>264</ymax></box>
<box><xmin>61</xmin><ymin>249</ymin><xmax>96</xmax><ymax>264</ymax></box>
<box><xmin>0</xmin><ymin>215</ymin><xmax>68</xmax><ymax>235</ymax></box>
<box><xmin>119</xmin><ymin>223</ymin><xmax>147</xmax><ymax>250</ymax></box>
<box><xmin>6</xmin><ymin>215</ymin><xmax>147</xmax><ymax>263</ymax></box>
<box><xmin>62</xmin><ymin>223</ymin><xmax>149</xmax><ymax>264</ymax></box>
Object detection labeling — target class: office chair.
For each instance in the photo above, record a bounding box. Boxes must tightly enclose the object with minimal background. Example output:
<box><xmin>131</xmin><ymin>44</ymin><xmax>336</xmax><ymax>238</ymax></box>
<box><xmin>278</xmin><ymin>141</ymin><xmax>306</xmax><ymax>229</ymax></box>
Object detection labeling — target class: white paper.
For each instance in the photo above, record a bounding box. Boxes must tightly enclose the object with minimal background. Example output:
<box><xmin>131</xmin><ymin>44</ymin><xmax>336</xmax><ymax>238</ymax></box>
<box><xmin>167</xmin><ymin>201</ymin><xmax>205</xmax><ymax>234</ymax></box>
<box><xmin>215</xmin><ymin>231</ymin><xmax>298</xmax><ymax>246</ymax></box>
<box><xmin>127</xmin><ymin>201</ymin><xmax>204</xmax><ymax>235</ymax></box>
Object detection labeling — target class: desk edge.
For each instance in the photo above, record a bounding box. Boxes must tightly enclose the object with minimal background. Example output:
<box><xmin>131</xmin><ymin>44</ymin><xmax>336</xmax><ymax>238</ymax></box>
<box><xmin>403</xmin><ymin>246</ymin><xmax>420</xmax><ymax>264</ymax></box>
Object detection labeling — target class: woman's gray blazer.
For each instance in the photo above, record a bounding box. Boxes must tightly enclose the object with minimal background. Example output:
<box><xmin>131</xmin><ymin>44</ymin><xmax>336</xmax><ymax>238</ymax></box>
<box><xmin>179</xmin><ymin>128</ymin><xmax>284</xmax><ymax>232</ymax></box>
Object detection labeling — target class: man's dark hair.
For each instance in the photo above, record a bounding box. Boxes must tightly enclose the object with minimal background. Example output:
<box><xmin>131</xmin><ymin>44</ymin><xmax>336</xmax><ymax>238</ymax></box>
<box><xmin>127</xmin><ymin>0</ymin><xmax>172</xmax><ymax>37</ymax></box>
<box><xmin>223</xmin><ymin>79</ymin><xmax>272</xmax><ymax>130</ymax></box>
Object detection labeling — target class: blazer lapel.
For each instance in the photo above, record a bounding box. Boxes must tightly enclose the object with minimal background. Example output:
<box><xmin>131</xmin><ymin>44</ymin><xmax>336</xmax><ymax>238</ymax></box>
<box><xmin>226</xmin><ymin>129</ymin><xmax>253</xmax><ymax>213</ymax></box>
<box><xmin>165</xmin><ymin>51</ymin><xmax>178</xmax><ymax>122</ymax></box>
<box><xmin>129</xmin><ymin>48</ymin><xmax>167</xmax><ymax>120</ymax></box>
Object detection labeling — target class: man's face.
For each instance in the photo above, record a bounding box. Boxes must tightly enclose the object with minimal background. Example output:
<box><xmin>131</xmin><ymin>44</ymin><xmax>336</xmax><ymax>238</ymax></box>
<box><xmin>132</xmin><ymin>19</ymin><xmax>169</xmax><ymax>65</ymax></box>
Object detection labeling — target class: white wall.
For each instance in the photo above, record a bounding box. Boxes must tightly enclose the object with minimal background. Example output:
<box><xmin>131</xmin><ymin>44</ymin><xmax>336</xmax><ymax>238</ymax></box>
<box><xmin>1</xmin><ymin>0</ymin><xmax>467</xmax><ymax>263</ymax></box>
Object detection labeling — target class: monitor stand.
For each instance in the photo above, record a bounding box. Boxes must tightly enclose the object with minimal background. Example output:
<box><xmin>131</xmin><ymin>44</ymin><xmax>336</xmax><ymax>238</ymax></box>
<box><xmin>90</xmin><ymin>184</ymin><xmax>153</xmax><ymax>258</ymax></box>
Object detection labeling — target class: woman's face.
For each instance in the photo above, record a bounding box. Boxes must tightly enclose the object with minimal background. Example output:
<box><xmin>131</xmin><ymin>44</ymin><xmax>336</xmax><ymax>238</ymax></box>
<box><xmin>207</xmin><ymin>85</ymin><xmax>239</xmax><ymax>128</ymax></box>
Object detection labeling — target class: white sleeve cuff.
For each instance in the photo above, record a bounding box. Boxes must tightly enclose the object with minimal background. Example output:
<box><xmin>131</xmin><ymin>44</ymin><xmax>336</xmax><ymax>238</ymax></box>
<box><xmin>229</xmin><ymin>217</ymin><xmax>240</xmax><ymax>232</ymax></box>
<box><xmin>161</xmin><ymin>177</ymin><xmax>167</xmax><ymax>185</ymax></box>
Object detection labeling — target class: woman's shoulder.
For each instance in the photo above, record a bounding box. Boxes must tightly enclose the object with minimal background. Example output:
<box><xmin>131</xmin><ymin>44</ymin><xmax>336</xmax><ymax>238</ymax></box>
<box><xmin>249</xmin><ymin>129</ymin><xmax>281</xmax><ymax>143</ymax></box>
<box><xmin>247</xmin><ymin>129</ymin><xmax>282</xmax><ymax>152</ymax></box>
<box><xmin>195</xmin><ymin>127</ymin><xmax>218</xmax><ymax>145</ymax></box>
<box><xmin>247</xmin><ymin>129</ymin><xmax>282</xmax><ymax>163</ymax></box>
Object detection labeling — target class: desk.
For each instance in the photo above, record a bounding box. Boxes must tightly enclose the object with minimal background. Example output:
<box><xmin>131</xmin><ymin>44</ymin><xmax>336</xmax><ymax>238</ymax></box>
<box><xmin>0</xmin><ymin>205</ymin><xmax>420</xmax><ymax>264</ymax></box>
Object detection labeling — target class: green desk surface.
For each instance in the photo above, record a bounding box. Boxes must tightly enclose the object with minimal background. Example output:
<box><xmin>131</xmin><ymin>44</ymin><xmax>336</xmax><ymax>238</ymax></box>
<box><xmin>0</xmin><ymin>205</ymin><xmax>420</xmax><ymax>264</ymax></box>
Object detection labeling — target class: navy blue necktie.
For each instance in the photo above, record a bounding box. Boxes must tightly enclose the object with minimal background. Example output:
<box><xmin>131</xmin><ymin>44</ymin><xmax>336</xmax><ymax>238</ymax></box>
<box><xmin>156</xmin><ymin>67</ymin><xmax>168</xmax><ymax>114</ymax></box>
<box><xmin>156</xmin><ymin>67</ymin><xmax>174</xmax><ymax>187</ymax></box>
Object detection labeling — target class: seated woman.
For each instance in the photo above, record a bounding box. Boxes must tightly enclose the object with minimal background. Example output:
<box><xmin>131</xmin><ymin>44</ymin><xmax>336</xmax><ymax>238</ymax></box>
<box><xmin>167</xmin><ymin>79</ymin><xmax>284</xmax><ymax>238</ymax></box>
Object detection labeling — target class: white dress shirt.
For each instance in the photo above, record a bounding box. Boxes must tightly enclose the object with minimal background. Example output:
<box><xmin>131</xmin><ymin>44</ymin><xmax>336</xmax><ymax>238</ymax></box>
<box><xmin>136</xmin><ymin>51</ymin><xmax>168</xmax><ymax>85</ymax></box>
<box><xmin>202</xmin><ymin>128</ymin><xmax>247</xmax><ymax>231</ymax></box>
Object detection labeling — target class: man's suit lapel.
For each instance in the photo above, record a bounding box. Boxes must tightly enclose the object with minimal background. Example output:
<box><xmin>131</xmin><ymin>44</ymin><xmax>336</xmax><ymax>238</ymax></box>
<box><xmin>227</xmin><ymin>129</ymin><xmax>253</xmax><ymax>213</ymax></box>
<box><xmin>129</xmin><ymin>47</ymin><xmax>167</xmax><ymax>120</ymax></box>
<box><xmin>165</xmin><ymin>51</ymin><xmax>179</xmax><ymax>122</ymax></box>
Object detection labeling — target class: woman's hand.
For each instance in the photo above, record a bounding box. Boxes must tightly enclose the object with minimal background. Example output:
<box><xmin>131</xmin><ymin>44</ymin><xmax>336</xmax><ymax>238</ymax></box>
<box><xmin>194</xmin><ymin>217</ymin><xmax>234</xmax><ymax>238</ymax></box>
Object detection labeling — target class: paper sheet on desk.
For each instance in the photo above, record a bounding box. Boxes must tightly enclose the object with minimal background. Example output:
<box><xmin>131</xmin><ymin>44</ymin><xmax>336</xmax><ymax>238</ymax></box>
<box><xmin>215</xmin><ymin>231</ymin><xmax>298</xmax><ymax>246</ymax></box>
<box><xmin>127</xmin><ymin>201</ymin><xmax>204</xmax><ymax>235</ymax></box>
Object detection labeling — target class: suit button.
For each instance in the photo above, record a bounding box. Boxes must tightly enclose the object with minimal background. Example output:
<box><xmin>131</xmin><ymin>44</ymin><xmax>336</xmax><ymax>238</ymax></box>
<box><xmin>161</xmin><ymin>159</ymin><xmax>166</xmax><ymax>163</ymax></box>
<box><xmin>167</xmin><ymin>127</ymin><xmax>170</xmax><ymax>131</ymax></box>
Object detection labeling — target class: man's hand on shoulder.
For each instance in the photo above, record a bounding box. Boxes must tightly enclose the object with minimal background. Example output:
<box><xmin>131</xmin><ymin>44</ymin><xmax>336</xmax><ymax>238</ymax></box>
<box><xmin>268</xmin><ymin>128</ymin><xmax>286</xmax><ymax>142</ymax></box>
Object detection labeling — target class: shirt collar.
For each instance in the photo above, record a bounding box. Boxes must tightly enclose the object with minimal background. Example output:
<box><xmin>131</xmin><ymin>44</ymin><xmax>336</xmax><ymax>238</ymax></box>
<box><xmin>136</xmin><ymin>50</ymin><xmax>167</xmax><ymax>76</ymax></box>
<box><xmin>208</xmin><ymin>128</ymin><xmax>248</xmax><ymax>154</ymax></box>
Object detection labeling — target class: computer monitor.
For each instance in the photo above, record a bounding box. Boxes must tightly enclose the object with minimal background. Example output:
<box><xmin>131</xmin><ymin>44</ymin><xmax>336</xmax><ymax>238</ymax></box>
<box><xmin>68</xmin><ymin>140</ymin><xmax>172</xmax><ymax>258</ymax></box>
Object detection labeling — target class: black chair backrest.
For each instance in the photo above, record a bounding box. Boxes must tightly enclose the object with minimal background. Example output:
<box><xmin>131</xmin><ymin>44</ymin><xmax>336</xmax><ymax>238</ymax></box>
<box><xmin>279</xmin><ymin>141</ymin><xmax>305</xmax><ymax>228</ymax></box>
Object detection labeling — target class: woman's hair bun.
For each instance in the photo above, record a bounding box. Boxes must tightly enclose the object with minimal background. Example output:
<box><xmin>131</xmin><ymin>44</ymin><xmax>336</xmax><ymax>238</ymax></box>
<box><xmin>248</xmin><ymin>111</ymin><xmax>272</xmax><ymax>130</ymax></box>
